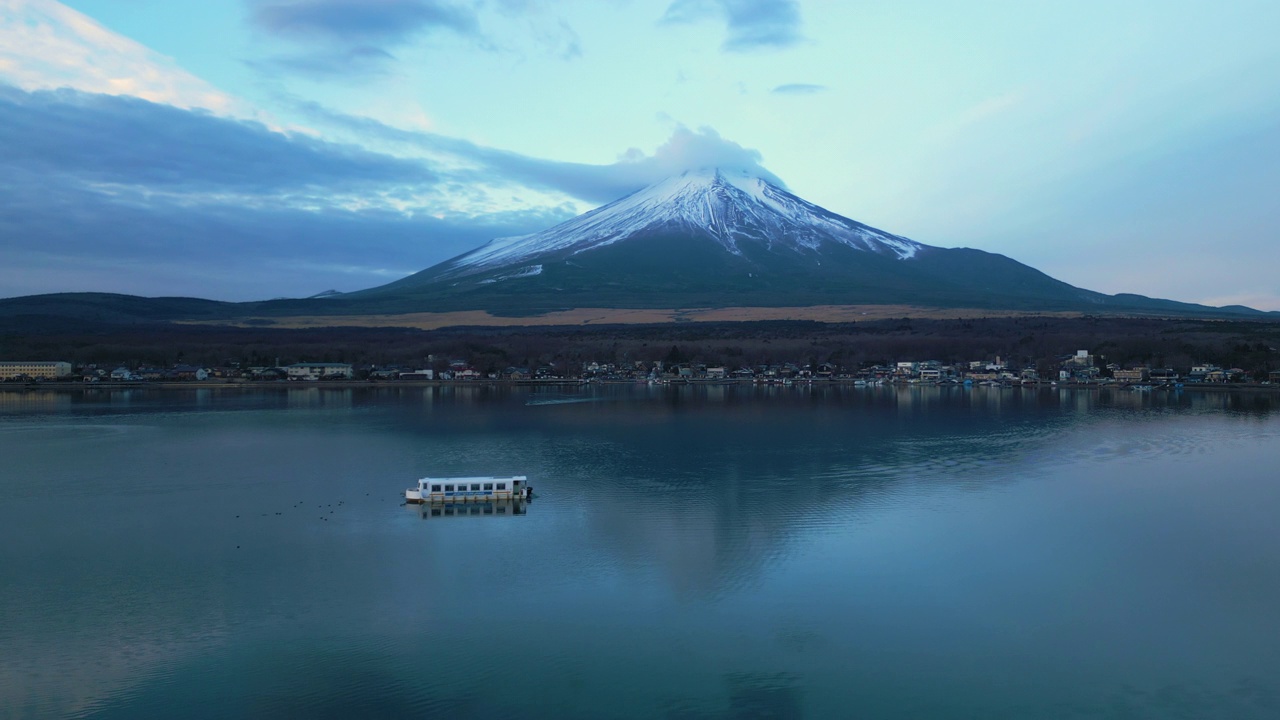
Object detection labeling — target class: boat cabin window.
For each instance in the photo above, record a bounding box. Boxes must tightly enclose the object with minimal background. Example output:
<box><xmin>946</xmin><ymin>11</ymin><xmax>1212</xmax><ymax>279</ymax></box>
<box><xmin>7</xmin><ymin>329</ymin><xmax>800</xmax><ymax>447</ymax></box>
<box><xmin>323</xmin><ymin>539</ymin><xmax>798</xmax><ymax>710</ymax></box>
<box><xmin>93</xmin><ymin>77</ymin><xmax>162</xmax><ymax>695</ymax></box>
<box><xmin>444</xmin><ymin>484</ymin><xmax>455</xmax><ymax>492</ymax></box>
<box><xmin>483</xmin><ymin>483</ymin><xmax>494</xmax><ymax>491</ymax></box>
<box><xmin>496</xmin><ymin>483</ymin><xmax>506</xmax><ymax>490</ymax></box>
<box><xmin>470</xmin><ymin>483</ymin><xmax>481</xmax><ymax>491</ymax></box>
<box><xmin>431</xmin><ymin>484</ymin><xmax>442</xmax><ymax>492</ymax></box>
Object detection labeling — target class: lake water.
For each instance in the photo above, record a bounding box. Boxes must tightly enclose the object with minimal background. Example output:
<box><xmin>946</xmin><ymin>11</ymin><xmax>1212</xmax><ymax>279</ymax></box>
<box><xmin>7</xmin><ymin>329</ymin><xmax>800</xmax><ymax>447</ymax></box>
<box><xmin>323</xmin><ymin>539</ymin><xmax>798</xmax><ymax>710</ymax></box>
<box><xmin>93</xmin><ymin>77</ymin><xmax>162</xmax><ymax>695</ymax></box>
<box><xmin>2</xmin><ymin>384</ymin><xmax>1279</xmax><ymax>719</ymax></box>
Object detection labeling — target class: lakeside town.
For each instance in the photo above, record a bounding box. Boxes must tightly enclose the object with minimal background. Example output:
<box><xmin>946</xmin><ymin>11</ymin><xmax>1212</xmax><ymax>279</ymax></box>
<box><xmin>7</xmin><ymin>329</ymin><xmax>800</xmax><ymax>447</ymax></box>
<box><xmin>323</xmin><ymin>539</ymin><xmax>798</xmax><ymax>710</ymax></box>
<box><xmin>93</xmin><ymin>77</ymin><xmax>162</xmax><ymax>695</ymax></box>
<box><xmin>4</xmin><ymin>349</ymin><xmax>1280</xmax><ymax>388</ymax></box>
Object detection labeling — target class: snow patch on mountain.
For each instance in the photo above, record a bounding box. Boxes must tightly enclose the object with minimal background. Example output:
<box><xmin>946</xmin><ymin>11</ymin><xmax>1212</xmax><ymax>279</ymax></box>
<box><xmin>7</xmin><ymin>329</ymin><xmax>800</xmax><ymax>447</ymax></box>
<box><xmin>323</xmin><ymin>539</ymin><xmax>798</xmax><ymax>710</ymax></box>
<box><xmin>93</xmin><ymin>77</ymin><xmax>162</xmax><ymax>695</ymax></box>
<box><xmin>437</xmin><ymin>168</ymin><xmax>924</xmax><ymax>279</ymax></box>
<box><xmin>478</xmin><ymin>264</ymin><xmax>544</xmax><ymax>284</ymax></box>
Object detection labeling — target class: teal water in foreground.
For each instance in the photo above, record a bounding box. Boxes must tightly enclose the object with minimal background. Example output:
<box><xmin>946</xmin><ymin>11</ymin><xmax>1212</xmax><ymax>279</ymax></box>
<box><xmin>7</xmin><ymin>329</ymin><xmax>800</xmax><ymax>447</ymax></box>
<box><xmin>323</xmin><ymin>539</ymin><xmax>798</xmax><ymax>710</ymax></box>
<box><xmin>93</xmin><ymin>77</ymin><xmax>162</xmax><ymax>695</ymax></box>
<box><xmin>2</xmin><ymin>385</ymin><xmax>1279</xmax><ymax>719</ymax></box>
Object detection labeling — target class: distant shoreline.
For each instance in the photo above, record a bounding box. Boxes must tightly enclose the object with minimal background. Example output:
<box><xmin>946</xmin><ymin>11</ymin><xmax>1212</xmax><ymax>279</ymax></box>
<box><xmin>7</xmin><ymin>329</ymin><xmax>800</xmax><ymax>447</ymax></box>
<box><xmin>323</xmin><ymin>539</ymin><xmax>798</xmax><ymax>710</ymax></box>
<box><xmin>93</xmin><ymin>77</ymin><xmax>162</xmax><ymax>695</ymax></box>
<box><xmin>3</xmin><ymin>379</ymin><xmax>1278</xmax><ymax>393</ymax></box>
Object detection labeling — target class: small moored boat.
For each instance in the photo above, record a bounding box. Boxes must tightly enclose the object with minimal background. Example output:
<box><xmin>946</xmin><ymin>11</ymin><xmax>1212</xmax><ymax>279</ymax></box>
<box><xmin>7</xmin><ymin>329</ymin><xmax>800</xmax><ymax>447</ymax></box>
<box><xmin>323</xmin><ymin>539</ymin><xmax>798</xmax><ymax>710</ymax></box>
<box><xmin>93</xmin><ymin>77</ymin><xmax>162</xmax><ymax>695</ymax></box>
<box><xmin>406</xmin><ymin>476</ymin><xmax>532</xmax><ymax>504</ymax></box>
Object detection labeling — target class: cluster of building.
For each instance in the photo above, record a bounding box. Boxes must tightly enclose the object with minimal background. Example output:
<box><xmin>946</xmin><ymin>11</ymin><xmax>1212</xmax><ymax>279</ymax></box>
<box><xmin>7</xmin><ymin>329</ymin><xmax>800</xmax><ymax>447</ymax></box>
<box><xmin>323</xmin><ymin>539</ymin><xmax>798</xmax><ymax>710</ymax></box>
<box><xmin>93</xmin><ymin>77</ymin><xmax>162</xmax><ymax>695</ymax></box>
<box><xmin>3</xmin><ymin>353</ymin><xmax>1277</xmax><ymax>385</ymax></box>
<box><xmin>579</xmin><ymin>351</ymin><xmax>1267</xmax><ymax>385</ymax></box>
<box><xmin>0</xmin><ymin>361</ymin><xmax>353</xmax><ymax>383</ymax></box>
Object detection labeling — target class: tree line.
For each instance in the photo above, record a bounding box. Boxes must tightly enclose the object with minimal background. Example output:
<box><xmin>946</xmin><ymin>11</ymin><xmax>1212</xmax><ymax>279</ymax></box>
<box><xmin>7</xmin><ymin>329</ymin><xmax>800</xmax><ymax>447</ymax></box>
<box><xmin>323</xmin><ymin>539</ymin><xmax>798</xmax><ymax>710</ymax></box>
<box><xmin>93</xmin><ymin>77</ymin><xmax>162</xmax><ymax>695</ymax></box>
<box><xmin>2</xmin><ymin>316</ymin><xmax>1278</xmax><ymax>379</ymax></box>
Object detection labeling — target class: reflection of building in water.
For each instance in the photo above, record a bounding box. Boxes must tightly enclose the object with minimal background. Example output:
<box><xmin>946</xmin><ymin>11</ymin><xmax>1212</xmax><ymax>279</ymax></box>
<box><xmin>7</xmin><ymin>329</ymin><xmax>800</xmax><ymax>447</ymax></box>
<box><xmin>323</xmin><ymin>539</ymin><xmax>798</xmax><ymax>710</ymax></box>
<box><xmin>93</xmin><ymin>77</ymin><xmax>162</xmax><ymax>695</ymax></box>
<box><xmin>704</xmin><ymin>384</ymin><xmax>728</xmax><ymax>404</ymax></box>
<box><xmin>1102</xmin><ymin>386</ymin><xmax>1276</xmax><ymax>414</ymax></box>
<box><xmin>286</xmin><ymin>388</ymin><xmax>353</xmax><ymax>409</ymax></box>
<box><xmin>90</xmin><ymin>389</ymin><xmax>144</xmax><ymax>407</ymax></box>
<box><xmin>438</xmin><ymin>384</ymin><xmax>486</xmax><ymax>405</ymax></box>
<box><xmin>413</xmin><ymin>500</ymin><xmax>528</xmax><ymax>520</ymax></box>
<box><xmin>0</xmin><ymin>390</ymin><xmax>74</xmax><ymax>412</ymax></box>
<box><xmin>1062</xmin><ymin>387</ymin><xmax>1094</xmax><ymax>414</ymax></box>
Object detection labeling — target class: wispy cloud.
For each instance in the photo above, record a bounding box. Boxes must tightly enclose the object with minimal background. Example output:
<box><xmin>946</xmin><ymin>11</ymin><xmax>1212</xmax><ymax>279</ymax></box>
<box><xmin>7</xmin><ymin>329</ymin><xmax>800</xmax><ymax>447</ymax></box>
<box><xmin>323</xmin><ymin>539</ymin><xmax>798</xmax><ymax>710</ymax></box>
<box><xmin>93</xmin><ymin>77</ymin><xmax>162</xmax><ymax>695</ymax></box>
<box><xmin>249</xmin><ymin>0</ymin><xmax>478</xmax><ymax>42</ymax></box>
<box><xmin>247</xmin><ymin>0</ymin><xmax>479</xmax><ymax>76</ymax></box>
<box><xmin>246</xmin><ymin>46</ymin><xmax>401</xmax><ymax>80</ymax></box>
<box><xmin>537</xmin><ymin>17</ymin><xmax>582</xmax><ymax>60</ymax></box>
<box><xmin>0</xmin><ymin>86</ymin><xmax>436</xmax><ymax>197</ymax></box>
<box><xmin>660</xmin><ymin>0</ymin><xmax>804</xmax><ymax>52</ymax></box>
<box><xmin>0</xmin><ymin>0</ymin><xmax>238</xmax><ymax>113</ymax></box>
<box><xmin>285</xmin><ymin>95</ymin><xmax>786</xmax><ymax>202</ymax></box>
<box><xmin>771</xmin><ymin>83</ymin><xmax>825</xmax><ymax>95</ymax></box>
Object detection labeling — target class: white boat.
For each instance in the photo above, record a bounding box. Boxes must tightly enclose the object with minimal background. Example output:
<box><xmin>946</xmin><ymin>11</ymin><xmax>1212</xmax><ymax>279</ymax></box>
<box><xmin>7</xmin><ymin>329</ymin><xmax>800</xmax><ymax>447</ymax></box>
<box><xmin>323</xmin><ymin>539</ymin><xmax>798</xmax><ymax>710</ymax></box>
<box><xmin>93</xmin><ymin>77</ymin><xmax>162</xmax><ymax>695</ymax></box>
<box><xmin>406</xmin><ymin>476</ymin><xmax>531</xmax><ymax>504</ymax></box>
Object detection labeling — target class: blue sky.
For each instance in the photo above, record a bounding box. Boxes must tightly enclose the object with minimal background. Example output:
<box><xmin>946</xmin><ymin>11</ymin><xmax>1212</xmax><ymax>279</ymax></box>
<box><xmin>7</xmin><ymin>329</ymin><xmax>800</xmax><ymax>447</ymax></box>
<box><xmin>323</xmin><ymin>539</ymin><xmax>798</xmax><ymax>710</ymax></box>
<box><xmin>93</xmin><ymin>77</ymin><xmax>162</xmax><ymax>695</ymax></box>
<box><xmin>1</xmin><ymin>0</ymin><xmax>1278</xmax><ymax>309</ymax></box>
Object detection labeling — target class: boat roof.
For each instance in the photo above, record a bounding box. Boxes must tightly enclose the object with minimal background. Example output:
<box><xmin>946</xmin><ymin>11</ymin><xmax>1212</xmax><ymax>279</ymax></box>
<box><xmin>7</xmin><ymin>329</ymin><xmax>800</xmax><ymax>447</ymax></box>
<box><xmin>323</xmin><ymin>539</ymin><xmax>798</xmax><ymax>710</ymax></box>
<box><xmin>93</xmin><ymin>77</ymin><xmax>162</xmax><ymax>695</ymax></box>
<box><xmin>419</xmin><ymin>476</ymin><xmax>526</xmax><ymax>482</ymax></box>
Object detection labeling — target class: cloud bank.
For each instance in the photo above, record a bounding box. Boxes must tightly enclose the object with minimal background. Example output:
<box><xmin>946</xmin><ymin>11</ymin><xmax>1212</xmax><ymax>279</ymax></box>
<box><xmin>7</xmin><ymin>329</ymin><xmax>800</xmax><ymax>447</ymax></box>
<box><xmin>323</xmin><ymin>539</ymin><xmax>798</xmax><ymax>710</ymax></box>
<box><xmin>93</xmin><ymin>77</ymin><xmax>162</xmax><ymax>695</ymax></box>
<box><xmin>661</xmin><ymin>0</ymin><xmax>804</xmax><ymax>51</ymax></box>
<box><xmin>0</xmin><ymin>84</ymin><xmax>782</xmax><ymax>299</ymax></box>
<box><xmin>0</xmin><ymin>86</ymin><xmax>436</xmax><ymax>196</ymax></box>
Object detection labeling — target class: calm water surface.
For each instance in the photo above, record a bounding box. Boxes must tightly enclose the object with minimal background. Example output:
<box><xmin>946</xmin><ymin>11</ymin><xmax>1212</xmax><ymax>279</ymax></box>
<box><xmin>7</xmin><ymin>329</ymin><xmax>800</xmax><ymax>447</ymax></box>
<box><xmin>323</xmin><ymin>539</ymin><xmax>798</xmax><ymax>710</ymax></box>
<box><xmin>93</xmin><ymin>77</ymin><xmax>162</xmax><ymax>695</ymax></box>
<box><xmin>2</xmin><ymin>385</ymin><xmax>1278</xmax><ymax>719</ymax></box>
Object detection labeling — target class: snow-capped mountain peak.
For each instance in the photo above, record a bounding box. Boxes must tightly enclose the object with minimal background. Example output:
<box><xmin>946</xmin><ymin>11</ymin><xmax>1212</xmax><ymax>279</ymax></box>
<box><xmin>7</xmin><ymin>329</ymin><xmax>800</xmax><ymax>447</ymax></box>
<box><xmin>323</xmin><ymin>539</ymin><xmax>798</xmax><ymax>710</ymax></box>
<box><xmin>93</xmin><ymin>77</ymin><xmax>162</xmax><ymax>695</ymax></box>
<box><xmin>434</xmin><ymin>168</ymin><xmax>923</xmax><ymax>280</ymax></box>
<box><xmin>360</xmin><ymin>166</ymin><xmax>1187</xmax><ymax>317</ymax></box>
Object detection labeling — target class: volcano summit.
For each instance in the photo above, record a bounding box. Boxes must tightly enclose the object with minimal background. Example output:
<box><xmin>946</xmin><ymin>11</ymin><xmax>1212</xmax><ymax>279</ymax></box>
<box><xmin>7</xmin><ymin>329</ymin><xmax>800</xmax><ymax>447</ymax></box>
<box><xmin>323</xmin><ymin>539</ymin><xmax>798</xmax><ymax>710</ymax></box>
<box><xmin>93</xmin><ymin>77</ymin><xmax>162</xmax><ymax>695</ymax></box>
<box><xmin>424</xmin><ymin>168</ymin><xmax>924</xmax><ymax>275</ymax></box>
<box><xmin>357</xmin><ymin>168</ymin><xmax>1129</xmax><ymax>314</ymax></box>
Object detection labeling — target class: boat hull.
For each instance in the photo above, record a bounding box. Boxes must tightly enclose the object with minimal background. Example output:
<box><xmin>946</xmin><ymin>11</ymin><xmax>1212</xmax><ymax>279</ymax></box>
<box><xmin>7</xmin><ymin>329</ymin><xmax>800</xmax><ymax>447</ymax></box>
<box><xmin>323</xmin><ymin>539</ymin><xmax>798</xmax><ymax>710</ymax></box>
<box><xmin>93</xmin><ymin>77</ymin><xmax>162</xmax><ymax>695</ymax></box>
<box><xmin>406</xmin><ymin>491</ymin><xmax>522</xmax><ymax>504</ymax></box>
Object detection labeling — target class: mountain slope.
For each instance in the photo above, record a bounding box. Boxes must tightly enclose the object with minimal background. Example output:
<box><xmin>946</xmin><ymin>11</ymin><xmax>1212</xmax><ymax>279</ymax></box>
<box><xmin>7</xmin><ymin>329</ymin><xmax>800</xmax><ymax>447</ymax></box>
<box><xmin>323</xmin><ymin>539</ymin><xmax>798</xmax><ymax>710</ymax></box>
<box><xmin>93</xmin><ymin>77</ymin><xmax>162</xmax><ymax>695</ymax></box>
<box><xmin>358</xmin><ymin>168</ymin><xmax>1113</xmax><ymax>314</ymax></box>
<box><xmin>2</xmin><ymin>169</ymin><xmax>1274</xmax><ymax>325</ymax></box>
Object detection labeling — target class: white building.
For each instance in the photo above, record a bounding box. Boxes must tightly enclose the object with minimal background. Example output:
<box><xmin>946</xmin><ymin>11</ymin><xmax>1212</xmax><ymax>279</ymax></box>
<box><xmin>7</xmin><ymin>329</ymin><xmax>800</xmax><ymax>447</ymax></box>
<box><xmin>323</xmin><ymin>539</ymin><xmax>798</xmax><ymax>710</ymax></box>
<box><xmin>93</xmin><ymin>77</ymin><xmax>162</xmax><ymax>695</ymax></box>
<box><xmin>1067</xmin><ymin>350</ymin><xmax>1094</xmax><ymax>366</ymax></box>
<box><xmin>398</xmin><ymin>369</ymin><xmax>434</xmax><ymax>380</ymax></box>
<box><xmin>286</xmin><ymin>362</ymin><xmax>353</xmax><ymax>380</ymax></box>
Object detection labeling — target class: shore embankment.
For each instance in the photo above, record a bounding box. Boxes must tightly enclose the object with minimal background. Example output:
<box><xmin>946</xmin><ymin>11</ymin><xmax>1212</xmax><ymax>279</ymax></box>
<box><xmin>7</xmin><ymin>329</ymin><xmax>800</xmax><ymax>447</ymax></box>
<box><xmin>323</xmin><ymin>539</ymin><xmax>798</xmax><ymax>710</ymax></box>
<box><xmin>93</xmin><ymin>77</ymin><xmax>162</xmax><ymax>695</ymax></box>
<box><xmin>4</xmin><ymin>379</ymin><xmax>1279</xmax><ymax>393</ymax></box>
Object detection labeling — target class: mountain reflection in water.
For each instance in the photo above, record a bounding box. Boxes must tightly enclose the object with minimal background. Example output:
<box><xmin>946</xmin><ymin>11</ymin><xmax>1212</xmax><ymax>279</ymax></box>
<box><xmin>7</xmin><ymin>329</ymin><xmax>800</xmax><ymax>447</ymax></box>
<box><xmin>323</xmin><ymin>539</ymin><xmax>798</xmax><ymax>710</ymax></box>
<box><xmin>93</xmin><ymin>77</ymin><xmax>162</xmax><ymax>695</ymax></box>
<box><xmin>1</xmin><ymin>384</ymin><xmax>1278</xmax><ymax>719</ymax></box>
<box><xmin>414</xmin><ymin>499</ymin><xmax>528</xmax><ymax>519</ymax></box>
